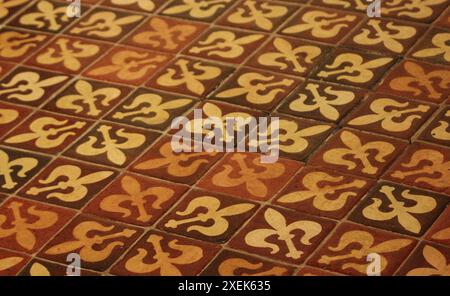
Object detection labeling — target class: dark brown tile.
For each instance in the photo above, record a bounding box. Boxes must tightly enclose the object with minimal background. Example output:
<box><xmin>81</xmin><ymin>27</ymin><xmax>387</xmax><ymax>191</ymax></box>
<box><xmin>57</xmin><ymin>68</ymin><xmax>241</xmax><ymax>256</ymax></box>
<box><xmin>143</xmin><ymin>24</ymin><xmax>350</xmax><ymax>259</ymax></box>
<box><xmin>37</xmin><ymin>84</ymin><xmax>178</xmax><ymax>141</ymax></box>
<box><xmin>396</xmin><ymin>243</ymin><xmax>450</xmax><ymax>276</ymax></box>
<box><xmin>0</xmin><ymin>0</ymin><xmax>29</xmax><ymax>22</ymax></box>
<box><xmin>0</xmin><ymin>102</ymin><xmax>33</xmax><ymax>141</ymax></box>
<box><xmin>0</xmin><ymin>28</ymin><xmax>50</xmax><ymax>63</ymax></box>
<box><xmin>101</xmin><ymin>0</ymin><xmax>166</xmax><ymax>12</ymax></box>
<box><xmin>419</xmin><ymin>106</ymin><xmax>450</xmax><ymax>147</ymax></box>
<box><xmin>425</xmin><ymin>206</ymin><xmax>450</xmax><ymax>247</ymax></box>
<box><xmin>20</xmin><ymin>259</ymin><xmax>100</xmax><ymax>276</ymax></box>
<box><xmin>410</xmin><ymin>28</ymin><xmax>450</xmax><ymax>65</ymax></box>
<box><xmin>161</xmin><ymin>0</ymin><xmax>235</xmax><ymax>22</ymax></box>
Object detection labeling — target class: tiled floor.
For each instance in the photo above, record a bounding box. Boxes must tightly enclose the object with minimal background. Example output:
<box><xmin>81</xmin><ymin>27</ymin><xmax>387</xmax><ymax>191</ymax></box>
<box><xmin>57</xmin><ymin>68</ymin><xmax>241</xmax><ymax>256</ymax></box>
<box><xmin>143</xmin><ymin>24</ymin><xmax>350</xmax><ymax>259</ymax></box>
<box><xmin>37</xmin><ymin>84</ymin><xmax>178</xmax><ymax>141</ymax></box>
<box><xmin>0</xmin><ymin>0</ymin><xmax>449</xmax><ymax>276</ymax></box>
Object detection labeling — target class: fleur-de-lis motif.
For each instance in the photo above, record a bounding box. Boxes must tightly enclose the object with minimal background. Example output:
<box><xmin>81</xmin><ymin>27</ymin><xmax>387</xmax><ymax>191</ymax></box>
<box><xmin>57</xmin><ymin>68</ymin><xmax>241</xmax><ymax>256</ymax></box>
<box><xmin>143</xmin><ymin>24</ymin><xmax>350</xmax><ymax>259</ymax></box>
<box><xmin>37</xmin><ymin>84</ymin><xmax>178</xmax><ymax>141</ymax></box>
<box><xmin>322</xmin><ymin>0</ymin><xmax>367</xmax><ymax>10</ymax></box>
<box><xmin>0</xmin><ymin>149</ymin><xmax>38</xmax><ymax>190</ymax></box>
<box><xmin>112</xmin><ymin>94</ymin><xmax>192</xmax><ymax>126</ymax></box>
<box><xmin>406</xmin><ymin>245</ymin><xmax>450</xmax><ymax>276</ymax></box>
<box><xmin>0</xmin><ymin>201</ymin><xmax>58</xmax><ymax>250</ymax></box>
<box><xmin>70</xmin><ymin>12</ymin><xmax>143</xmax><ymax>38</ymax></box>
<box><xmin>55</xmin><ymin>80</ymin><xmax>122</xmax><ymax>117</ymax></box>
<box><xmin>431</xmin><ymin>110</ymin><xmax>450</xmax><ymax>141</ymax></box>
<box><xmin>26</xmin><ymin>165</ymin><xmax>114</xmax><ymax>202</ymax></box>
<box><xmin>282</xmin><ymin>10</ymin><xmax>357</xmax><ymax>38</ymax></box>
<box><xmin>362</xmin><ymin>185</ymin><xmax>437</xmax><ymax>234</ymax></box>
<box><xmin>45</xmin><ymin>221</ymin><xmax>136</xmax><ymax>262</ymax></box>
<box><xmin>165</xmin><ymin>196</ymin><xmax>255</xmax><ymax>236</ymax></box>
<box><xmin>323</xmin><ymin>130</ymin><xmax>395</xmax><ymax>175</ymax></box>
<box><xmin>413</xmin><ymin>32</ymin><xmax>450</xmax><ymax>62</ymax></box>
<box><xmin>0</xmin><ymin>0</ymin><xmax>27</xmax><ymax>19</ymax></box>
<box><xmin>35</xmin><ymin>38</ymin><xmax>100</xmax><ymax>71</ymax></box>
<box><xmin>383</xmin><ymin>0</ymin><xmax>447</xmax><ymax>20</ymax></box>
<box><xmin>125</xmin><ymin>234</ymin><xmax>203</xmax><ymax>275</ymax></box>
<box><xmin>245</xmin><ymin>208</ymin><xmax>322</xmax><ymax>259</ymax></box>
<box><xmin>75</xmin><ymin>125</ymin><xmax>146</xmax><ymax>166</ymax></box>
<box><xmin>318</xmin><ymin>230</ymin><xmax>413</xmax><ymax>274</ymax></box>
<box><xmin>278</xmin><ymin>171</ymin><xmax>367</xmax><ymax>212</ymax></box>
<box><xmin>0</xmin><ymin>72</ymin><xmax>68</xmax><ymax>102</ymax></box>
<box><xmin>0</xmin><ymin>256</ymin><xmax>23</xmax><ymax>272</ymax></box>
<box><xmin>389</xmin><ymin>61</ymin><xmax>450</xmax><ymax>100</ymax></box>
<box><xmin>0</xmin><ymin>108</ymin><xmax>18</xmax><ymax>125</ymax></box>
<box><xmin>100</xmin><ymin>175</ymin><xmax>175</xmax><ymax>223</ymax></box>
<box><xmin>289</xmin><ymin>83</ymin><xmax>355</xmax><ymax>121</ymax></box>
<box><xmin>88</xmin><ymin>50</ymin><xmax>168</xmax><ymax>81</ymax></box>
<box><xmin>5</xmin><ymin>117</ymin><xmax>86</xmax><ymax>149</ymax></box>
<box><xmin>347</xmin><ymin>98</ymin><xmax>430</xmax><ymax>132</ymax></box>
<box><xmin>391</xmin><ymin>149</ymin><xmax>450</xmax><ymax>188</ymax></box>
<box><xmin>257</xmin><ymin>38</ymin><xmax>322</xmax><ymax>74</ymax></box>
<box><xmin>110</xmin><ymin>0</ymin><xmax>156</xmax><ymax>12</ymax></box>
<box><xmin>227</xmin><ymin>0</ymin><xmax>288</xmax><ymax>31</ymax></box>
<box><xmin>163</xmin><ymin>0</ymin><xmax>232</xmax><ymax>19</ymax></box>
<box><xmin>189</xmin><ymin>31</ymin><xmax>264</xmax><ymax>59</ymax></box>
<box><xmin>19</xmin><ymin>0</ymin><xmax>69</xmax><ymax>31</ymax></box>
<box><xmin>0</xmin><ymin>31</ymin><xmax>46</xmax><ymax>59</ymax></box>
<box><xmin>156</xmin><ymin>59</ymin><xmax>221</xmax><ymax>95</ymax></box>
<box><xmin>318</xmin><ymin>53</ymin><xmax>393</xmax><ymax>84</ymax></box>
<box><xmin>218</xmin><ymin>258</ymin><xmax>288</xmax><ymax>276</ymax></box>
<box><xmin>216</xmin><ymin>72</ymin><xmax>294</xmax><ymax>105</ymax></box>
<box><xmin>212</xmin><ymin>154</ymin><xmax>285</xmax><ymax>198</ymax></box>
<box><xmin>353</xmin><ymin>20</ymin><xmax>416</xmax><ymax>53</ymax></box>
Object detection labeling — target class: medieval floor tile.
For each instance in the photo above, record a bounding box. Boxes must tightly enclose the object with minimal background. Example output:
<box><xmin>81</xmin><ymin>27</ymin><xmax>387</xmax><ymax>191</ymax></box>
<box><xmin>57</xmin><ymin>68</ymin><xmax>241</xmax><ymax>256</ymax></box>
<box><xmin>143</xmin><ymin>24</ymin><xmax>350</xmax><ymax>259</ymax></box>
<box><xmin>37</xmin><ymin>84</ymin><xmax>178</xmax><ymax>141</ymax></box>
<box><xmin>342</xmin><ymin>94</ymin><xmax>436</xmax><ymax>139</ymax></box>
<box><xmin>0</xmin><ymin>197</ymin><xmax>75</xmax><ymax>254</ymax></box>
<box><xmin>229</xmin><ymin>206</ymin><xmax>336</xmax><ymax>264</ymax></box>
<box><xmin>376</xmin><ymin>60</ymin><xmax>450</xmax><ymax>104</ymax></box>
<box><xmin>0</xmin><ymin>61</ymin><xmax>15</xmax><ymax>79</ymax></box>
<box><xmin>309</xmin><ymin>128</ymin><xmax>407</xmax><ymax>178</ymax></box>
<box><xmin>197</xmin><ymin>153</ymin><xmax>302</xmax><ymax>201</ymax></box>
<box><xmin>64</xmin><ymin>122</ymin><xmax>161</xmax><ymax>168</ymax></box>
<box><xmin>436</xmin><ymin>7</ymin><xmax>450</xmax><ymax>29</ymax></box>
<box><xmin>274</xmin><ymin>166</ymin><xmax>374</xmax><ymax>220</ymax></box>
<box><xmin>122</xmin><ymin>16</ymin><xmax>207</xmax><ymax>53</ymax></box>
<box><xmin>349</xmin><ymin>182</ymin><xmax>449</xmax><ymax>236</ymax></box>
<box><xmin>0</xmin><ymin>67</ymin><xmax>71</xmax><ymax>107</ymax></box>
<box><xmin>419</xmin><ymin>106</ymin><xmax>450</xmax><ymax>147</ymax></box>
<box><xmin>210</xmin><ymin>68</ymin><xmax>301</xmax><ymax>111</ymax></box>
<box><xmin>308</xmin><ymin>222</ymin><xmax>417</xmax><ymax>276</ymax></box>
<box><xmin>160</xmin><ymin>0</ymin><xmax>235</xmax><ymax>23</ymax></box>
<box><xmin>383</xmin><ymin>142</ymin><xmax>450</xmax><ymax>195</ymax></box>
<box><xmin>279</xmin><ymin>6</ymin><xmax>363</xmax><ymax>44</ymax></box>
<box><xmin>278</xmin><ymin>80</ymin><xmax>366</xmax><ymax>123</ymax></box>
<box><xmin>396</xmin><ymin>242</ymin><xmax>450</xmax><ymax>276</ymax></box>
<box><xmin>83</xmin><ymin>172</ymin><xmax>189</xmax><ymax>226</ymax></box>
<box><xmin>0</xmin><ymin>28</ymin><xmax>50</xmax><ymax>63</ymax></box>
<box><xmin>425</xmin><ymin>206</ymin><xmax>450</xmax><ymax>247</ymax></box>
<box><xmin>246</xmin><ymin>37</ymin><xmax>331</xmax><ymax>77</ymax></box>
<box><xmin>158</xmin><ymin>190</ymin><xmax>259</xmax><ymax>243</ymax></box>
<box><xmin>105</xmin><ymin>88</ymin><xmax>197</xmax><ymax>131</ymax></box>
<box><xmin>38</xmin><ymin>215</ymin><xmax>143</xmax><ymax>272</ymax></box>
<box><xmin>43</xmin><ymin>79</ymin><xmax>133</xmax><ymax>120</ymax></box>
<box><xmin>201</xmin><ymin>250</ymin><xmax>295</xmax><ymax>276</ymax></box>
<box><xmin>296</xmin><ymin>266</ymin><xmax>340</xmax><ymax>276</ymax></box>
<box><xmin>0</xmin><ymin>102</ymin><xmax>33</xmax><ymax>141</ymax></box>
<box><xmin>409</xmin><ymin>28</ymin><xmax>450</xmax><ymax>65</ymax></box>
<box><xmin>18</xmin><ymin>158</ymin><xmax>118</xmax><ymax>209</ymax></box>
<box><xmin>0</xmin><ymin>0</ymin><xmax>30</xmax><ymax>22</ymax></box>
<box><xmin>19</xmin><ymin>259</ymin><xmax>100</xmax><ymax>276</ymax></box>
<box><xmin>101</xmin><ymin>0</ymin><xmax>167</xmax><ymax>13</ymax></box>
<box><xmin>110</xmin><ymin>230</ymin><xmax>220</xmax><ymax>275</ymax></box>
<box><xmin>0</xmin><ymin>248</ymin><xmax>30</xmax><ymax>276</ymax></box>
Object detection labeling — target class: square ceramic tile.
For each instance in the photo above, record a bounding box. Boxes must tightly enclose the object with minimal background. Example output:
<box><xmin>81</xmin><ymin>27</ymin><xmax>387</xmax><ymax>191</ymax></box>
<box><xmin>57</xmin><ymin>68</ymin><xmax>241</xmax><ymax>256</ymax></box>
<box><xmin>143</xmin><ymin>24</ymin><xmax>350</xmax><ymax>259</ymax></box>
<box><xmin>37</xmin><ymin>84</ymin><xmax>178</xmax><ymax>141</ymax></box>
<box><xmin>396</xmin><ymin>243</ymin><xmax>450</xmax><ymax>276</ymax></box>
<box><xmin>0</xmin><ymin>28</ymin><xmax>50</xmax><ymax>63</ymax></box>
<box><xmin>409</xmin><ymin>29</ymin><xmax>450</xmax><ymax>65</ymax></box>
<box><xmin>160</xmin><ymin>0</ymin><xmax>235</xmax><ymax>22</ymax></box>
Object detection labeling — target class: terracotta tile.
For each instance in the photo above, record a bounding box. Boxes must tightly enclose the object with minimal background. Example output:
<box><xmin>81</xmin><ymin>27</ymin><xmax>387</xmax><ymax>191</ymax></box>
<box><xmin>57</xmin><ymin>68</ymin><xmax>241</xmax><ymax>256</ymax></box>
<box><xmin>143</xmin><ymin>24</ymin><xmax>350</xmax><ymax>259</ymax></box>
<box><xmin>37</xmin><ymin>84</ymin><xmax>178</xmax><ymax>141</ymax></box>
<box><xmin>18</xmin><ymin>158</ymin><xmax>118</xmax><ymax>209</ymax></box>
<box><xmin>309</xmin><ymin>128</ymin><xmax>407</xmax><ymax>178</ymax></box>
<box><xmin>0</xmin><ymin>197</ymin><xmax>75</xmax><ymax>254</ymax></box>
<box><xmin>343</xmin><ymin>94</ymin><xmax>436</xmax><ymax>139</ymax></box>
<box><xmin>396</xmin><ymin>243</ymin><xmax>450</xmax><ymax>276</ymax></box>
<box><xmin>384</xmin><ymin>142</ymin><xmax>450</xmax><ymax>195</ymax></box>
<box><xmin>20</xmin><ymin>259</ymin><xmax>100</xmax><ymax>276</ymax></box>
<box><xmin>158</xmin><ymin>190</ymin><xmax>259</xmax><ymax>243</ymax></box>
<box><xmin>105</xmin><ymin>88</ymin><xmax>197</xmax><ymax>131</ymax></box>
<box><xmin>110</xmin><ymin>230</ymin><xmax>220</xmax><ymax>275</ymax></box>
<box><xmin>229</xmin><ymin>206</ymin><xmax>336</xmax><ymax>264</ymax></box>
<box><xmin>130</xmin><ymin>136</ymin><xmax>224</xmax><ymax>185</ymax></box>
<box><xmin>183</xmin><ymin>28</ymin><xmax>267</xmax><ymax>64</ymax></box>
<box><xmin>83</xmin><ymin>173</ymin><xmax>188</xmax><ymax>226</ymax></box>
<box><xmin>161</xmin><ymin>0</ymin><xmax>235</xmax><ymax>22</ymax></box>
<box><xmin>122</xmin><ymin>16</ymin><xmax>207</xmax><ymax>54</ymax></box>
<box><xmin>0</xmin><ymin>249</ymin><xmax>30</xmax><ymax>276</ymax></box>
<box><xmin>211</xmin><ymin>68</ymin><xmax>301</xmax><ymax>111</ymax></box>
<box><xmin>274</xmin><ymin>166</ymin><xmax>374</xmax><ymax>220</ymax></box>
<box><xmin>246</xmin><ymin>37</ymin><xmax>331</xmax><ymax>77</ymax></box>
<box><xmin>0</xmin><ymin>147</ymin><xmax>51</xmax><ymax>194</ymax></box>
<box><xmin>349</xmin><ymin>182</ymin><xmax>449</xmax><ymax>236</ymax></box>
<box><xmin>0</xmin><ymin>28</ymin><xmax>50</xmax><ymax>63</ymax></box>
<box><xmin>101</xmin><ymin>0</ymin><xmax>166</xmax><ymax>12</ymax></box>
<box><xmin>0</xmin><ymin>102</ymin><xmax>32</xmax><ymax>141</ymax></box>
<box><xmin>425</xmin><ymin>206</ymin><xmax>450</xmax><ymax>247</ymax></box>
<box><xmin>409</xmin><ymin>29</ymin><xmax>450</xmax><ymax>65</ymax></box>
<box><xmin>201</xmin><ymin>250</ymin><xmax>294</xmax><ymax>276</ymax></box>
<box><xmin>0</xmin><ymin>67</ymin><xmax>71</xmax><ymax>107</ymax></box>
<box><xmin>1</xmin><ymin>111</ymin><xmax>93</xmax><ymax>155</ymax></box>
<box><xmin>419</xmin><ymin>106</ymin><xmax>450</xmax><ymax>147</ymax></box>
<box><xmin>43</xmin><ymin>79</ymin><xmax>132</xmax><ymax>120</ymax></box>
<box><xmin>198</xmin><ymin>153</ymin><xmax>302</xmax><ymax>201</ymax></box>
<box><xmin>436</xmin><ymin>7</ymin><xmax>450</xmax><ymax>29</ymax></box>
<box><xmin>64</xmin><ymin>122</ymin><xmax>160</xmax><ymax>168</ymax></box>
<box><xmin>280</xmin><ymin>6</ymin><xmax>362</xmax><ymax>44</ymax></box>
<box><xmin>296</xmin><ymin>266</ymin><xmax>339</xmax><ymax>276</ymax></box>
<box><xmin>308</xmin><ymin>222</ymin><xmax>417</xmax><ymax>276</ymax></box>
<box><xmin>376</xmin><ymin>60</ymin><xmax>450</xmax><ymax>104</ymax></box>
<box><xmin>146</xmin><ymin>57</ymin><xmax>234</xmax><ymax>98</ymax></box>
<box><xmin>38</xmin><ymin>215</ymin><xmax>142</xmax><ymax>272</ymax></box>
<box><xmin>0</xmin><ymin>0</ymin><xmax>29</xmax><ymax>22</ymax></box>
<box><xmin>84</xmin><ymin>46</ymin><xmax>172</xmax><ymax>86</ymax></box>
<box><xmin>312</xmin><ymin>49</ymin><xmax>395</xmax><ymax>88</ymax></box>
<box><xmin>0</xmin><ymin>61</ymin><xmax>15</xmax><ymax>79</ymax></box>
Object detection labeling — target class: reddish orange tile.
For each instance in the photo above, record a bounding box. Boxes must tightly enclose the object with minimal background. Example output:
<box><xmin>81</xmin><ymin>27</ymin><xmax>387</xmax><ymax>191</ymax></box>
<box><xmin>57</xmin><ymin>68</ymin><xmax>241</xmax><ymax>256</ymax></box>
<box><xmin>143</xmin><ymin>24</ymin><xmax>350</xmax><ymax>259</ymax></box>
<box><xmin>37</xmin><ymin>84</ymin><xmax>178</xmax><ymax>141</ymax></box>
<box><xmin>425</xmin><ymin>206</ymin><xmax>450</xmax><ymax>247</ymax></box>
<box><xmin>0</xmin><ymin>249</ymin><xmax>30</xmax><ymax>276</ymax></box>
<box><xmin>0</xmin><ymin>28</ymin><xmax>50</xmax><ymax>63</ymax></box>
<box><xmin>0</xmin><ymin>102</ymin><xmax>32</xmax><ymax>141</ymax></box>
